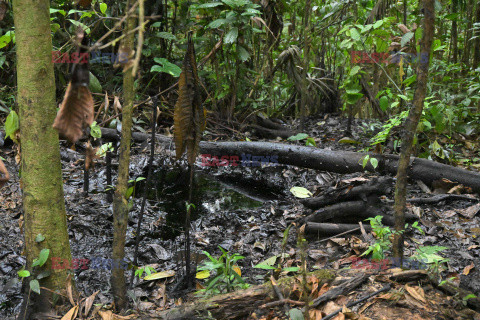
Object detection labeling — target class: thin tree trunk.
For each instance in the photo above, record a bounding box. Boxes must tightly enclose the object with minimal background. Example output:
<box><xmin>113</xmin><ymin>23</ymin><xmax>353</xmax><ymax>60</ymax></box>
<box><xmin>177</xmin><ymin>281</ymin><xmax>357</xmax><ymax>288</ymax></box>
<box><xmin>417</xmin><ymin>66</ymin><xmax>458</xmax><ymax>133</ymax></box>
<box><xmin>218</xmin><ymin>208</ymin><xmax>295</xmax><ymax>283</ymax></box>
<box><xmin>450</xmin><ymin>0</ymin><xmax>458</xmax><ymax>63</ymax></box>
<box><xmin>300</xmin><ymin>0</ymin><xmax>311</xmax><ymax>130</ymax></box>
<box><xmin>111</xmin><ymin>0</ymin><xmax>136</xmax><ymax>310</ymax></box>
<box><xmin>13</xmin><ymin>0</ymin><xmax>72</xmax><ymax>316</ymax></box>
<box><xmin>393</xmin><ymin>0</ymin><xmax>435</xmax><ymax>261</ymax></box>
<box><xmin>462</xmin><ymin>0</ymin><xmax>474</xmax><ymax>68</ymax></box>
<box><xmin>473</xmin><ymin>2</ymin><xmax>480</xmax><ymax>68</ymax></box>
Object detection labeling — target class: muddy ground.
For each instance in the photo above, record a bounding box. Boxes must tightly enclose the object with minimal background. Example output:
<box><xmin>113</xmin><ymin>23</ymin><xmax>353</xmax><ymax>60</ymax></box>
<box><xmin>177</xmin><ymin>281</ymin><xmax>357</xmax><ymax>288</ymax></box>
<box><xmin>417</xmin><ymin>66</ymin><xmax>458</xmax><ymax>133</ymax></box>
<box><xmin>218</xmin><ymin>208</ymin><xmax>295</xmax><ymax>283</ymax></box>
<box><xmin>1</xmin><ymin>115</ymin><xmax>480</xmax><ymax>319</ymax></box>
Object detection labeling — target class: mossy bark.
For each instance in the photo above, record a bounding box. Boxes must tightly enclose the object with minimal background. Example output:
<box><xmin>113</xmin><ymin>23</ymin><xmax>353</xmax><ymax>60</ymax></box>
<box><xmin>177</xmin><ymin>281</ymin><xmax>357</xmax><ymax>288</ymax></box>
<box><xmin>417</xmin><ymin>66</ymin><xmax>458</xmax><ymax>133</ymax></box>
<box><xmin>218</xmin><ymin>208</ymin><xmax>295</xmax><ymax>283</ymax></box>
<box><xmin>111</xmin><ymin>0</ymin><xmax>136</xmax><ymax>310</ymax></box>
<box><xmin>12</xmin><ymin>0</ymin><xmax>72</xmax><ymax>314</ymax></box>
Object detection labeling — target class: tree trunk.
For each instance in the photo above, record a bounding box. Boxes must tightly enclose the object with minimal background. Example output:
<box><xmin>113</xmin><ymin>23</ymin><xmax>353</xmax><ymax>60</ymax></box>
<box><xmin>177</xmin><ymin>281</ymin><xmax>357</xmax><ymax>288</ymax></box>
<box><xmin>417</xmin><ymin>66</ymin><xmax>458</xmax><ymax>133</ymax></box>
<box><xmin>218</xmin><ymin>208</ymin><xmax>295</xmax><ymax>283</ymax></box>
<box><xmin>393</xmin><ymin>0</ymin><xmax>435</xmax><ymax>261</ymax></box>
<box><xmin>462</xmin><ymin>0</ymin><xmax>474</xmax><ymax>68</ymax></box>
<box><xmin>450</xmin><ymin>0</ymin><xmax>458</xmax><ymax>63</ymax></box>
<box><xmin>111</xmin><ymin>0</ymin><xmax>136</xmax><ymax>310</ymax></box>
<box><xmin>473</xmin><ymin>2</ymin><xmax>480</xmax><ymax>68</ymax></box>
<box><xmin>299</xmin><ymin>0</ymin><xmax>311</xmax><ymax>131</ymax></box>
<box><xmin>13</xmin><ymin>0</ymin><xmax>72</xmax><ymax>316</ymax></box>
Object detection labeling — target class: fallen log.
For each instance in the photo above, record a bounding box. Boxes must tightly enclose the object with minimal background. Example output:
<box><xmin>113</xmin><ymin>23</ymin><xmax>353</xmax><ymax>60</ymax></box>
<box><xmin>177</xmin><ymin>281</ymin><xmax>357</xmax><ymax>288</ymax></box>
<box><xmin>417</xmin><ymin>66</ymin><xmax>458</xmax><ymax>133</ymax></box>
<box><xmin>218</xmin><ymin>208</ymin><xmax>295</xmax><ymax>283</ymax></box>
<box><xmin>156</xmin><ymin>270</ymin><xmax>335</xmax><ymax>320</ymax></box>
<box><xmin>301</xmin><ymin>177</ymin><xmax>394</xmax><ymax>210</ymax></box>
<box><xmin>98</xmin><ymin>128</ymin><xmax>480</xmax><ymax>193</ymax></box>
<box><xmin>306</xmin><ymin>222</ymin><xmax>371</xmax><ymax>236</ymax></box>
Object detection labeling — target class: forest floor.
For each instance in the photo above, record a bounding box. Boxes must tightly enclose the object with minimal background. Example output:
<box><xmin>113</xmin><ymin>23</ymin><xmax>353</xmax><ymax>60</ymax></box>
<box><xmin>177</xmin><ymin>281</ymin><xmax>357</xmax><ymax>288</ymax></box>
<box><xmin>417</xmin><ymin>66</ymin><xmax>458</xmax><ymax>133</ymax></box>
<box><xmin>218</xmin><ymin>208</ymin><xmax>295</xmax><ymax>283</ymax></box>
<box><xmin>1</xmin><ymin>115</ymin><xmax>480</xmax><ymax>320</ymax></box>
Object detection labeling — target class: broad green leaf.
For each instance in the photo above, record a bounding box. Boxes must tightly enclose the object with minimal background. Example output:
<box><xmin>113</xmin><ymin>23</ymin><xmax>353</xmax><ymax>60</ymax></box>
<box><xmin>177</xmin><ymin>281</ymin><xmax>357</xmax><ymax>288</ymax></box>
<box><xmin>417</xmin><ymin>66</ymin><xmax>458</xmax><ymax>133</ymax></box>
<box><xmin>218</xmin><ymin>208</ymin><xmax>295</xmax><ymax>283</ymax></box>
<box><xmin>50</xmin><ymin>8</ymin><xmax>66</xmax><ymax>16</ymax></box>
<box><xmin>254</xmin><ymin>256</ymin><xmax>277</xmax><ymax>269</ymax></box>
<box><xmin>196</xmin><ymin>270</ymin><xmax>210</xmax><ymax>279</ymax></box>
<box><xmin>5</xmin><ymin>110</ymin><xmax>19</xmax><ymax>141</ymax></box>
<box><xmin>35</xmin><ymin>234</ymin><xmax>45</xmax><ymax>243</ymax></box>
<box><xmin>282</xmin><ymin>267</ymin><xmax>299</xmax><ymax>272</ymax></box>
<box><xmin>32</xmin><ymin>249</ymin><xmax>50</xmax><ymax>268</ymax></box>
<box><xmin>401</xmin><ymin>32</ymin><xmax>414</xmax><ymax>47</ymax></box>
<box><xmin>287</xmin><ymin>133</ymin><xmax>308</xmax><ymax>141</ymax></box>
<box><xmin>90</xmin><ymin>121</ymin><xmax>102</xmax><ymax>139</ymax></box>
<box><xmin>373</xmin><ymin>20</ymin><xmax>383</xmax><ymax>29</ymax></box>
<box><xmin>225</xmin><ymin>27</ymin><xmax>238</xmax><ymax>44</ymax></box>
<box><xmin>156</xmin><ymin>32</ymin><xmax>176</xmax><ymax>41</ymax></box>
<box><xmin>30</xmin><ymin>280</ymin><xmax>41</xmax><ymax>294</ymax></box>
<box><xmin>345</xmin><ymin>92</ymin><xmax>363</xmax><ymax>104</ymax></box>
<box><xmin>89</xmin><ymin>72</ymin><xmax>102</xmax><ymax>93</ymax></box>
<box><xmin>68</xmin><ymin>19</ymin><xmax>91</xmax><ymax>34</ymax></box>
<box><xmin>196</xmin><ymin>2</ymin><xmax>223</xmax><ymax>8</ymax></box>
<box><xmin>290</xmin><ymin>186</ymin><xmax>312</xmax><ymax>198</ymax></box>
<box><xmin>370</xmin><ymin>157</ymin><xmax>379</xmax><ymax>169</ymax></box>
<box><xmin>288</xmin><ymin>308</ymin><xmax>304</xmax><ymax>320</ymax></box>
<box><xmin>349</xmin><ymin>28</ymin><xmax>361</xmax><ymax>41</ymax></box>
<box><xmin>151</xmin><ymin>58</ymin><xmax>182</xmax><ymax>77</ymax></box>
<box><xmin>17</xmin><ymin>269</ymin><xmax>30</xmax><ymax>278</ymax></box>
<box><xmin>221</xmin><ymin>0</ymin><xmax>249</xmax><ymax>8</ymax></box>
<box><xmin>349</xmin><ymin>66</ymin><xmax>361</xmax><ymax>77</ymax></box>
<box><xmin>208</xmin><ymin>19</ymin><xmax>227</xmax><ymax>28</ymax></box>
<box><xmin>144</xmin><ymin>270</ymin><xmax>175</xmax><ymax>281</ymax></box>
<box><xmin>237</xmin><ymin>45</ymin><xmax>250</xmax><ymax>62</ymax></box>
<box><xmin>99</xmin><ymin>3</ymin><xmax>107</xmax><ymax>15</ymax></box>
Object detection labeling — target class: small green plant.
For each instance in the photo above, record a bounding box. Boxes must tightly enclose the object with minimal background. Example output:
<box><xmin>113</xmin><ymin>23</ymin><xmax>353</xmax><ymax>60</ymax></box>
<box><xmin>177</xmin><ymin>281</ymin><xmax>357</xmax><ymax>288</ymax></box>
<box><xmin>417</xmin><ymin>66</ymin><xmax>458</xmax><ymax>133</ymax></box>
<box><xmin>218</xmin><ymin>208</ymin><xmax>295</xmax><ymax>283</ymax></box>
<box><xmin>196</xmin><ymin>246</ymin><xmax>249</xmax><ymax>296</ymax></box>
<box><xmin>17</xmin><ymin>240</ymin><xmax>50</xmax><ymax>295</ymax></box>
<box><xmin>362</xmin><ymin>216</ymin><xmax>393</xmax><ymax>260</ymax></box>
<box><xmin>359</xmin><ymin>154</ymin><xmax>379</xmax><ymax>169</ymax></box>
<box><xmin>134</xmin><ymin>265</ymin><xmax>157</xmax><ymax>279</ymax></box>
<box><xmin>287</xmin><ymin>133</ymin><xmax>317</xmax><ymax>147</ymax></box>
<box><xmin>410</xmin><ymin>246</ymin><xmax>449</xmax><ymax>274</ymax></box>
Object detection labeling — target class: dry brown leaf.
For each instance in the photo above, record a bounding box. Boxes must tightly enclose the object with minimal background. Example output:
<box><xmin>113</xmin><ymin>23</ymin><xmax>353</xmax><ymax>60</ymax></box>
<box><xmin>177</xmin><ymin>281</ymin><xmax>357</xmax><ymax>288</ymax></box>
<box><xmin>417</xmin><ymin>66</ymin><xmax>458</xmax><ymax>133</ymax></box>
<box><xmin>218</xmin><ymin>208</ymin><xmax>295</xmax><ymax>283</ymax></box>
<box><xmin>53</xmin><ymin>82</ymin><xmax>94</xmax><ymax>143</ymax></box>
<box><xmin>0</xmin><ymin>157</ymin><xmax>9</xmax><ymax>189</ymax></box>
<box><xmin>113</xmin><ymin>96</ymin><xmax>122</xmax><ymax>114</ymax></box>
<box><xmin>83</xmin><ymin>290</ymin><xmax>99</xmax><ymax>317</ymax></box>
<box><xmin>98</xmin><ymin>310</ymin><xmax>113</xmax><ymax>320</ymax></box>
<box><xmin>463</xmin><ymin>263</ymin><xmax>475</xmax><ymax>275</ymax></box>
<box><xmin>398</xmin><ymin>23</ymin><xmax>411</xmax><ymax>34</ymax></box>
<box><xmin>61</xmin><ymin>305</ymin><xmax>78</xmax><ymax>320</ymax></box>
<box><xmin>458</xmin><ymin>203</ymin><xmax>480</xmax><ymax>219</ymax></box>
<box><xmin>85</xmin><ymin>141</ymin><xmax>98</xmax><ymax>171</ymax></box>
<box><xmin>66</xmin><ymin>274</ymin><xmax>76</xmax><ymax>306</ymax></box>
<box><xmin>174</xmin><ymin>31</ymin><xmax>205</xmax><ymax>165</ymax></box>
<box><xmin>309</xmin><ymin>309</ymin><xmax>323</xmax><ymax>320</ymax></box>
<box><xmin>102</xmin><ymin>92</ymin><xmax>110</xmax><ymax>120</ymax></box>
<box><xmin>405</xmin><ymin>284</ymin><xmax>426</xmax><ymax>303</ymax></box>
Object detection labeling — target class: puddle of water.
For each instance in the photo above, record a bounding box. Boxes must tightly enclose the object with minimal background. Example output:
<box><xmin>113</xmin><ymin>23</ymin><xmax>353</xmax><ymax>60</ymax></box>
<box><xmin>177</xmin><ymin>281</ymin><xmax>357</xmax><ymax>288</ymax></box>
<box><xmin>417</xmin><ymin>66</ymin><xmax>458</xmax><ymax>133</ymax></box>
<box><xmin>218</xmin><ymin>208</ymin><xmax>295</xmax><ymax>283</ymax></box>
<box><xmin>140</xmin><ymin>167</ymin><xmax>269</xmax><ymax>239</ymax></box>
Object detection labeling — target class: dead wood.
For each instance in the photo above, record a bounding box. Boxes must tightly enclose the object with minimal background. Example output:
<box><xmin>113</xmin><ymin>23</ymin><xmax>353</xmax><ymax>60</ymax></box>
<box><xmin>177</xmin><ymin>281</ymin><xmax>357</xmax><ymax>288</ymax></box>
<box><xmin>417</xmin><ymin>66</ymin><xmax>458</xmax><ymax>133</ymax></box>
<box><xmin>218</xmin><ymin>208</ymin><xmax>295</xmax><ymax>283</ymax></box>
<box><xmin>249</xmin><ymin>124</ymin><xmax>295</xmax><ymax>139</ymax></box>
<box><xmin>306</xmin><ymin>222</ymin><xmax>371</xmax><ymax>236</ymax></box>
<box><xmin>301</xmin><ymin>177</ymin><xmax>393</xmax><ymax>210</ymax></box>
<box><xmin>156</xmin><ymin>270</ymin><xmax>335</xmax><ymax>320</ymax></box>
<box><xmin>97</xmin><ymin>128</ymin><xmax>480</xmax><ymax>193</ymax></box>
<box><xmin>407</xmin><ymin>194</ymin><xmax>478</xmax><ymax>205</ymax></box>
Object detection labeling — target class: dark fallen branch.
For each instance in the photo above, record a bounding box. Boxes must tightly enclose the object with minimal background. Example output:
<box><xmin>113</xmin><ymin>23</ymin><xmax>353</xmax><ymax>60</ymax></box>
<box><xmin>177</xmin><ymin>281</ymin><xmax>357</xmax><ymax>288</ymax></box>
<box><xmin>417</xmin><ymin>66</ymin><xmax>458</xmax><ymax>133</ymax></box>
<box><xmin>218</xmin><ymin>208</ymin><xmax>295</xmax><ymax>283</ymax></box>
<box><xmin>306</xmin><ymin>223</ymin><xmax>371</xmax><ymax>236</ymax></box>
<box><xmin>256</xmin><ymin>115</ymin><xmax>291</xmax><ymax>131</ymax></box>
<box><xmin>156</xmin><ymin>270</ymin><xmax>335</xmax><ymax>320</ymax></box>
<box><xmin>321</xmin><ymin>284</ymin><xmax>391</xmax><ymax>320</ymax></box>
<box><xmin>407</xmin><ymin>194</ymin><xmax>479</xmax><ymax>205</ymax></box>
<box><xmin>98</xmin><ymin>128</ymin><xmax>480</xmax><ymax>193</ymax></box>
<box><xmin>308</xmin><ymin>273</ymin><xmax>368</xmax><ymax>309</ymax></box>
<box><xmin>301</xmin><ymin>177</ymin><xmax>393</xmax><ymax>209</ymax></box>
<box><xmin>304</xmin><ymin>196</ymin><xmax>417</xmax><ymax>226</ymax></box>
<box><xmin>249</xmin><ymin>124</ymin><xmax>295</xmax><ymax>139</ymax></box>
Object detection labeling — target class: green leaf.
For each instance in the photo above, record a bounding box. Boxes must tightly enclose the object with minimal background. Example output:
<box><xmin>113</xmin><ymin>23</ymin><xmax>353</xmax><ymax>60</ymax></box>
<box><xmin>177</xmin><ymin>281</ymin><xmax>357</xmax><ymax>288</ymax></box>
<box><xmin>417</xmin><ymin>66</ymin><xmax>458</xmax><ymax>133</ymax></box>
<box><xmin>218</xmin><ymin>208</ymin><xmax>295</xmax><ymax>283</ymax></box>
<box><xmin>30</xmin><ymin>280</ymin><xmax>41</xmax><ymax>294</ymax></box>
<box><xmin>68</xmin><ymin>19</ymin><xmax>91</xmax><ymax>34</ymax></box>
<box><xmin>254</xmin><ymin>256</ymin><xmax>277</xmax><ymax>269</ymax></box>
<box><xmin>35</xmin><ymin>234</ymin><xmax>45</xmax><ymax>243</ymax></box>
<box><xmin>349</xmin><ymin>66</ymin><xmax>361</xmax><ymax>77</ymax></box>
<box><xmin>401</xmin><ymin>32</ymin><xmax>414</xmax><ymax>47</ymax></box>
<box><xmin>237</xmin><ymin>45</ymin><xmax>250</xmax><ymax>62</ymax></box>
<box><xmin>208</xmin><ymin>19</ymin><xmax>227</xmax><ymax>28</ymax></box>
<box><xmin>196</xmin><ymin>270</ymin><xmax>210</xmax><ymax>279</ymax></box>
<box><xmin>17</xmin><ymin>269</ymin><xmax>30</xmax><ymax>278</ymax></box>
<box><xmin>89</xmin><ymin>121</ymin><xmax>102</xmax><ymax>139</ymax></box>
<box><xmin>290</xmin><ymin>186</ymin><xmax>312</xmax><ymax>198</ymax></box>
<box><xmin>144</xmin><ymin>270</ymin><xmax>176</xmax><ymax>281</ymax></box>
<box><xmin>225</xmin><ymin>27</ymin><xmax>238</xmax><ymax>44</ymax></box>
<box><xmin>221</xmin><ymin>0</ymin><xmax>250</xmax><ymax>8</ymax></box>
<box><xmin>32</xmin><ymin>249</ymin><xmax>50</xmax><ymax>268</ymax></box>
<box><xmin>156</xmin><ymin>32</ymin><xmax>177</xmax><ymax>41</ymax></box>
<box><xmin>345</xmin><ymin>92</ymin><xmax>363</xmax><ymax>104</ymax></box>
<box><xmin>196</xmin><ymin>2</ymin><xmax>223</xmax><ymax>8</ymax></box>
<box><xmin>99</xmin><ymin>3</ymin><xmax>107</xmax><ymax>15</ymax></box>
<box><xmin>379</xmin><ymin>96</ymin><xmax>389</xmax><ymax>111</ymax></box>
<box><xmin>151</xmin><ymin>58</ymin><xmax>182</xmax><ymax>77</ymax></box>
<box><xmin>370</xmin><ymin>157</ymin><xmax>379</xmax><ymax>169</ymax></box>
<box><xmin>282</xmin><ymin>267</ymin><xmax>299</xmax><ymax>272</ymax></box>
<box><xmin>287</xmin><ymin>133</ymin><xmax>308</xmax><ymax>141</ymax></box>
<box><xmin>5</xmin><ymin>110</ymin><xmax>19</xmax><ymax>141</ymax></box>
<box><xmin>349</xmin><ymin>28</ymin><xmax>361</xmax><ymax>41</ymax></box>
<box><xmin>89</xmin><ymin>72</ymin><xmax>102</xmax><ymax>93</ymax></box>
<box><xmin>373</xmin><ymin>20</ymin><xmax>383</xmax><ymax>29</ymax></box>
<box><xmin>288</xmin><ymin>308</ymin><xmax>304</xmax><ymax>320</ymax></box>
